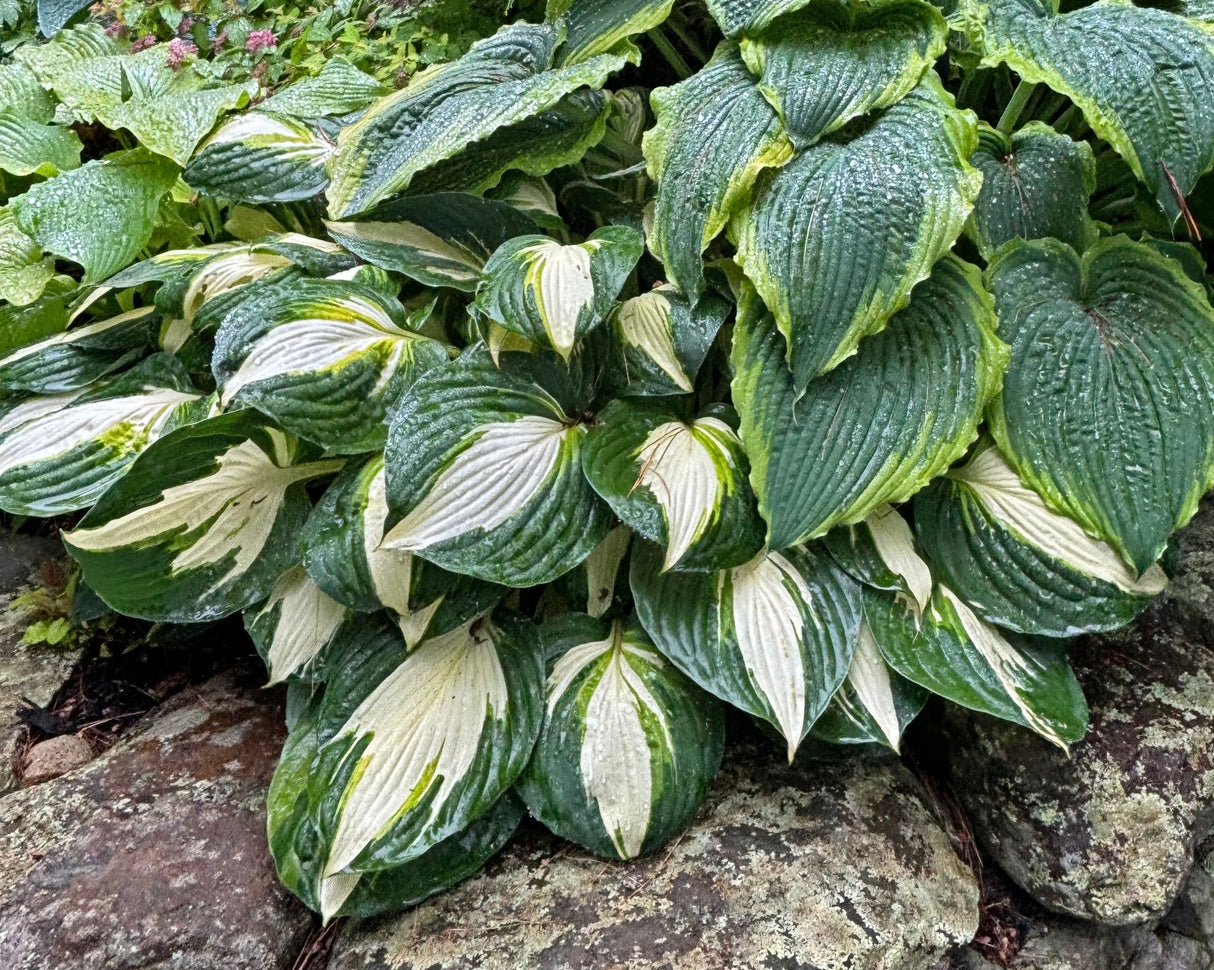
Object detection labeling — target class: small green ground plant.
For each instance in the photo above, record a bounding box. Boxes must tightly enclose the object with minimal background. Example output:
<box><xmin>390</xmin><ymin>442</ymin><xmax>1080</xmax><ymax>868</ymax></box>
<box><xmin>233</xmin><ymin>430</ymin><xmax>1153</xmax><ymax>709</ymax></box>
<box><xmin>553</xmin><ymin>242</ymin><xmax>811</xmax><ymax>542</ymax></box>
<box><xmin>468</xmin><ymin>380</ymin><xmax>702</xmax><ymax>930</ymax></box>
<box><xmin>2</xmin><ymin>0</ymin><xmax>1214</xmax><ymax>922</ymax></box>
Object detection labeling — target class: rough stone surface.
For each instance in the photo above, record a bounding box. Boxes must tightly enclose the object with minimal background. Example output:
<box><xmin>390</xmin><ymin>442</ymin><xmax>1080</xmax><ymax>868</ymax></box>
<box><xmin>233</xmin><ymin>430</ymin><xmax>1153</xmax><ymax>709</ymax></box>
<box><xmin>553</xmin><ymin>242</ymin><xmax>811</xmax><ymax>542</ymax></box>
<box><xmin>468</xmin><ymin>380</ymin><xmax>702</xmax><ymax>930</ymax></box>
<box><xmin>0</xmin><ymin>670</ymin><xmax>313</xmax><ymax>970</ymax></box>
<box><xmin>21</xmin><ymin>734</ymin><xmax>93</xmax><ymax>784</ymax></box>
<box><xmin>1146</xmin><ymin>500</ymin><xmax>1214</xmax><ymax>646</ymax></box>
<box><xmin>328</xmin><ymin>747</ymin><xmax>979</xmax><ymax>970</ymax></box>
<box><xmin>0</xmin><ymin>531</ymin><xmax>79</xmax><ymax>796</ymax></box>
<box><xmin>937</xmin><ymin>628</ymin><xmax>1214</xmax><ymax>926</ymax></box>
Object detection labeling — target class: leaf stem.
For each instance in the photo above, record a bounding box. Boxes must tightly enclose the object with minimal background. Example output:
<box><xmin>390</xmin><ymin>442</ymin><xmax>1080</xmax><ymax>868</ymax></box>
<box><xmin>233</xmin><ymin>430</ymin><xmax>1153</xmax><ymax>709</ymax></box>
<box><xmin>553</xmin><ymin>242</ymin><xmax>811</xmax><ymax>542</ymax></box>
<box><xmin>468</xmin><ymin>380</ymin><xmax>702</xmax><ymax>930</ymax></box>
<box><xmin>997</xmin><ymin>81</ymin><xmax>1038</xmax><ymax>135</ymax></box>
<box><xmin>646</xmin><ymin>27</ymin><xmax>692</xmax><ymax>80</ymax></box>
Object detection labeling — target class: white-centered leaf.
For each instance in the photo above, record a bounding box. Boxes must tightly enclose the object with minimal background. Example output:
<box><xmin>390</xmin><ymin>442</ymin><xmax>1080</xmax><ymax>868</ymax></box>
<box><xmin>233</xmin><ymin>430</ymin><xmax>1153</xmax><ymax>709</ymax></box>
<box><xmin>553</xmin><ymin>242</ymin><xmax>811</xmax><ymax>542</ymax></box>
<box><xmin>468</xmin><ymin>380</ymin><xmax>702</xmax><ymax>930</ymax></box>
<box><xmin>631</xmin><ymin>542</ymin><xmax>861</xmax><ymax>761</ymax></box>
<box><xmin>63</xmin><ymin>413</ymin><xmax>342</xmax><ymax>622</ymax></box>
<box><xmin>845</xmin><ymin>623</ymin><xmax>902</xmax><ymax>751</ymax></box>
<box><xmin>583</xmin><ymin>401</ymin><xmax>764</xmax><ymax>573</ymax></box>
<box><xmin>518</xmin><ymin>615</ymin><xmax>723</xmax><ymax>860</ymax></box>
<box><xmin>383</xmin><ymin>415</ymin><xmax>569</xmax><ymax>553</ymax></box>
<box><xmin>867</xmin><ymin>505</ymin><xmax>933</xmax><ymax>615</ymax></box>
<box><xmin>616</xmin><ymin>289</ymin><xmax>691</xmax><ymax>392</ymax></box>
<box><xmin>249</xmin><ymin>566</ymin><xmax>350</xmax><ymax>685</ymax></box>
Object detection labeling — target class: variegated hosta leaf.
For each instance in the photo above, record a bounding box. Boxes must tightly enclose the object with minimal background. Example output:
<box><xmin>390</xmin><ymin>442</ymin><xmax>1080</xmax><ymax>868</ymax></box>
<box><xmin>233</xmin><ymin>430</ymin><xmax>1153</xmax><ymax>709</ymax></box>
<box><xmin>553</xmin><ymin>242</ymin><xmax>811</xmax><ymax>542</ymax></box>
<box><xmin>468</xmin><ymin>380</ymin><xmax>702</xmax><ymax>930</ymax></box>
<box><xmin>325</xmin><ymin>193</ymin><xmax>537</xmax><ymax>292</ymax></box>
<box><xmin>211</xmin><ymin>278</ymin><xmax>450</xmax><ymax>454</ymax></box>
<box><xmin>734</xmin><ymin>76</ymin><xmax>982</xmax><ymax>389</ymax></box>
<box><xmin>987</xmin><ymin>235</ymin><xmax>1214</xmax><ymax>574</ymax></box>
<box><xmin>732</xmin><ymin>256</ymin><xmax>1007</xmax><ymax>548</ymax></box>
<box><xmin>739</xmin><ymin>0</ymin><xmax>947</xmax><ymax>150</ymax></box>
<box><xmin>184</xmin><ymin>112</ymin><xmax>333</xmax><ymax>204</ymax></box>
<box><xmin>916</xmin><ymin>445</ymin><xmax>1168</xmax><ymax>638</ymax></box>
<box><xmin>0</xmin><ymin>357</ymin><xmax>203</xmax><ymax>516</ymax></box>
<box><xmin>407</xmin><ymin>88</ymin><xmax>612</xmax><ymax>197</ymax></box>
<box><xmin>705</xmin><ymin>0</ymin><xmax>815</xmax><ymax>36</ymax></box>
<box><xmin>0</xmin><ymin>305</ymin><xmax>157</xmax><ymax>394</ymax></box>
<box><xmin>612</xmin><ymin>285</ymin><xmax>729</xmax><ymax>398</ymax></box>
<box><xmin>10</xmin><ymin>148</ymin><xmax>179</xmax><ymax>284</ymax></box>
<box><xmin>643</xmin><ymin>43</ymin><xmax>793</xmax><ymax>298</ymax></box>
<box><xmin>822</xmin><ymin>504</ymin><xmax>933</xmax><ymax>617</ymax></box>
<box><xmin>383</xmin><ymin>348</ymin><xmax>611</xmax><ymax>587</ymax></box>
<box><xmin>269</xmin><ymin>707</ymin><xmax>525</xmax><ymax>920</ymax></box>
<box><xmin>475</xmin><ymin>225</ymin><xmax>644</xmax><ymax>360</ymax></box>
<box><xmin>549</xmin><ymin>0</ymin><xmax>676</xmax><ymax>66</ymax></box>
<box><xmin>518</xmin><ymin>614</ymin><xmax>724</xmax><ymax>860</ymax></box>
<box><xmin>327</xmin><ymin>22</ymin><xmax>635</xmax><ymax>218</ymax></box>
<box><xmin>62</xmin><ymin>411</ymin><xmax>344</xmax><ymax>623</ymax></box>
<box><xmin>867</xmin><ymin>585</ymin><xmax>1088</xmax><ymax>749</ymax></box>
<box><xmin>305</xmin><ymin>611</ymin><xmax>543</xmax><ymax>919</ymax></box>
<box><xmin>0</xmin><ymin>280</ymin><xmax>72</xmax><ymax>360</ymax></box>
<box><xmin>811</xmin><ymin>621</ymin><xmax>928</xmax><ymax>751</ymax></box>
<box><xmin>581</xmin><ymin>525</ymin><xmax>633</xmax><ymax>619</ymax></box>
<box><xmin>300</xmin><ymin>455</ymin><xmax>503</xmax><ymax>647</ymax></box>
<box><xmin>583</xmin><ymin>400</ymin><xmax>764</xmax><ymax>572</ymax></box>
<box><xmin>631</xmin><ymin>541</ymin><xmax>862</xmax><ymax>760</ymax></box>
<box><xmin>246</xmin><ymin>566</ymin><xmax>350</xmax><ymax>685</ymax></box>
<box><xmin>959</xmin><ymin>0</ymin><xmax>1214</xmax><ymax>224</ymax></box>
<box><xmin>967</xmin><ymin>122</ymin><xmax>1096</xmax><ymax>261</ymax></box>
<box><xmin>259</xmin><ymin>56</ymin><xmax>388</xmax><ymax>119</ymax></box>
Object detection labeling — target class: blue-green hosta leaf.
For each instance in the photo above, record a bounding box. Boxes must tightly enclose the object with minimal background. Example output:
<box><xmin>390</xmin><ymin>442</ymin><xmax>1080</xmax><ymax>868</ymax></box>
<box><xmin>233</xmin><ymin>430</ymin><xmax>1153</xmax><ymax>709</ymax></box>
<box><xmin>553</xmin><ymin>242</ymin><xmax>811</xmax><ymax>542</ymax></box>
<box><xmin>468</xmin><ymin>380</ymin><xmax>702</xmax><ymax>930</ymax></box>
<box><xmin>0</xmin><ymin>280</ymin><xmax>72</xmax><ymax>359</ymax></box>
<box><xmin>960</xmin><ymin>0</ymin><xmax>1214</xmax><ymax>223</ymax></box>
<box><xmin>327</xmin><ymin>22</ymin><xmax>636</xmax><ymax>218</ymax></box>
<box><xmin>967</xmin><ymin>122</ymin><xmax>1096</xmax><ymax>261</ymax></box>
<box><xmin>739</xmin><ymin>0</ymin><xmax>947</xmax><ymax>150</ymax></box>
<box><xmin>0</xmin><ymin>305</ymin><xmax>157</xmax><ymax>394</ymax></box>
<box><xmin>631</xmin><ymin>541</ymin><xmax>861</xmax><ymax>760</ymax></box>
<box><xmin>246</xmin><ymin>566</ymin><xmax>351</xmax><ymax>685</ymax></box>
<box><xmin>0</xmin><ymin>112</ymin><xmax>82</xmax><ymax>177</ymax></box>
<box><xmin>382</xmin><ymin>349</ymin><xmax>611</xmax><ymax>587</ymax></box>
<box><xmin>184</xmin><ymin>112</ymin><xmax>332</xmax><ymax>204</ymax></box>
<box><xmin>259</xmin><ymin>56</ymin><xmax>388</xmax><ymax>119</ymax></box>
<box><xmin>916</xmin><ymin>445</ymin><xmax>1168</xmax><ymax>637</ymax></box>
<box><xmin>325</xmin><ymin>193</ymin><xmax>538</xmax><ymax>292</ymax></box>
<box><xmin>518</xmin><ymin>615</ymin><xmax>723</xmax><ymax>859</ymax></box>
<box><xmin>643</xmin><ymin>43</ymin><xmax>793</xmax><ymax>298</ymax></box>
<box><xmin>41</xmin><ymin>44</ymin><xmax>255</xmax><ymax>165</ymax></box>
<box><xmin>987</xmin><ymin>235</ymin><xmax>1214</xmax><ymax>574</ymax></box>
<box><xmin>211</xmin><ymin>277</ymin><xmax>449</xmax><ymax>454</ymax></box>
<box><xmin>305</xmin><ymin>611</ymin><xmax>543</xmax><ymax>920</ymax></box>
<box><xmin>475</xmin><ymin>226</ymin><xmax>644</xmax><ymax>360</ymax></box>
<box><xmin>611</xmin><ymin>285</ymin><xmax>729</xmax><ymax>398</ymax></box>
<box><xmin>0</xmin><ymin>209</ymin><xmax>56</xmax><ymax>308</ymax></box>
<box><xmin>37</xmin><ymin>0</ymin><xmax>92</xmax><ymax>35</ymax></box>
<box><xmin>822</xmin><ymin>504</ymin><xmax>934</xmax><ymax>615</ymax></box>
<box><xmin>10</xmin><ymin>149</ymin><xmax>179</xmax><ymax>284</ymax></box>
<box><xmin>732</xmin><ymin>255</ymin><xmax>1007</xmax><ymax>548</ymax></box>
<box><xmin>811</xmin><ymin>621</ymin><xmax>928</xmax><ymax>751</ymax></box>
<box><xmin>0</xmin><ymin>63</ymin><xmax>55</xmax><ymax>124</ymax></box>
<box><xmin>62</xmin><ymin>411</ymin><xmax>344</xmax><ymax>623</ymax></box>
<box><xmin>300</xmin><ymin>455</ymin><xmax>503</xmax><ymax>647</ymax></box>
<box><xmin>0</xmin><ymin>358</ymin><xmax>203</xmax><ymax>516</ymax></box>
<box><xmin>868</xmin><ymin>585</ymin><xmax>1088</xmax><ymax>749</ymax></box>
<box><xmin>406</xmin><ymin>88</ymin><xmax>612</xmax><ymax>197</ymax></box>
<box><xmin>549</xmin><ymin>0</ymin><xmax>676</xmax><ymax>66</ymax></box>
<box><xmin>583</xmin><ymin>400</ymin><xmax>764</xmax><ymax>572</ymax></box>
<box><xmin>12</xmin><ymin>24</ymin><xmax>120</xmax><ymax>83</ymax></box>
<box><xmin>734</xmin><ymin>76</ymin><xmax>982</xmax><ymax>388</ymax></box>
<box><xmin>704</xmin><ymin>0</ymin><xmax>814</xmax><ymax>36</ymax></box>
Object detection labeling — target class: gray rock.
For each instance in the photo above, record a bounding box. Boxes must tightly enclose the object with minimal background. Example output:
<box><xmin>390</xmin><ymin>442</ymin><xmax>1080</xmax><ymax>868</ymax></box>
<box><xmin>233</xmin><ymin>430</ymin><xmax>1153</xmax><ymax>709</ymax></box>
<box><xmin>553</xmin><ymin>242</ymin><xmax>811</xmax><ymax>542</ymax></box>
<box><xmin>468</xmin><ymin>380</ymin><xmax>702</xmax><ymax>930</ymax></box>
<box><xmin>0</xmin><ymin>537</ymin><xmax>80</xmax><ymax>796</ymax></box>
<box><xmin>951</xmin><ymin>920</ymin><xmax>1163</xmax><ymax>970</ymax></box>
<box><xmin>0</xmin><ymin>671</ymin><xmax>313</xmax><ymax>970</ymax></box>
<box><xmin>938</xmin><ymin>630</ymin><xmax>1214</xmax><ymax>926</ymax></box>
<box><xmin>21</xmin><ymin>734</ymin><xmax>93</xmax><ymax>784</ymax></box>
<box><xmin>327</xmin><ymin>749</ymin><xmax>979</xmax><ymax>970</ymax></box>
<box><xmin>1147</xmin><ymin>500</ymin><xmax>1214</xmax><ymax>646</ymax></box>
<box><xmin>0</xmin><ymin>530</ymin><xmax>62</xmax><ymax>594</ymax></box>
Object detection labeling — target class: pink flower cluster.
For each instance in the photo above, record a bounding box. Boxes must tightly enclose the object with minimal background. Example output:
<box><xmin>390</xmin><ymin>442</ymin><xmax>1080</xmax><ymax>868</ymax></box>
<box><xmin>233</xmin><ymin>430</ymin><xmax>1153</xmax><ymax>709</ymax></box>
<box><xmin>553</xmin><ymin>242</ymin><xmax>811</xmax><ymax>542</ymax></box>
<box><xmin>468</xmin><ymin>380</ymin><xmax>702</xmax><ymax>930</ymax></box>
<box><xmin>245</xmin><ymin>29</ymin><xmax>277</xmax><ymax>54</ymax></box>
<box><xmin>167</xmin><ymin>37</ymin><xmax>199</xmax><ymax>69</ymax></box>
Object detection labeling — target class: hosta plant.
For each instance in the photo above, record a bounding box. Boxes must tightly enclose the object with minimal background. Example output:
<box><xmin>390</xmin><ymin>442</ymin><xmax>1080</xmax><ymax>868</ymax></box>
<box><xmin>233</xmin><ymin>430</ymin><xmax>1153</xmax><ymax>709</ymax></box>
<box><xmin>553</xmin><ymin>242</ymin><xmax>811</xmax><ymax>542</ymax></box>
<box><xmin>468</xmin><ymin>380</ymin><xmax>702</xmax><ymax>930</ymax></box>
<box><xmin>3</xmin><ymin>0</ymin><xmax>1214</xmax><ymax>922</ymax></box>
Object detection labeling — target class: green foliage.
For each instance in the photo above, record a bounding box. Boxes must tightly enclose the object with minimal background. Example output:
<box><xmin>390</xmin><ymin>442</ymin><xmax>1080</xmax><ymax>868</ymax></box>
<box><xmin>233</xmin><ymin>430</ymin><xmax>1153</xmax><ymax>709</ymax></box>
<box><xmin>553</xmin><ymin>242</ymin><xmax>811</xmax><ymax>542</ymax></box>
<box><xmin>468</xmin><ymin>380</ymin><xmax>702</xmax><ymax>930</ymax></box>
<box><xmin>3</xmin><ymin>0</ymin><xmax>1214</xmax><ymax>925</ymax></box>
